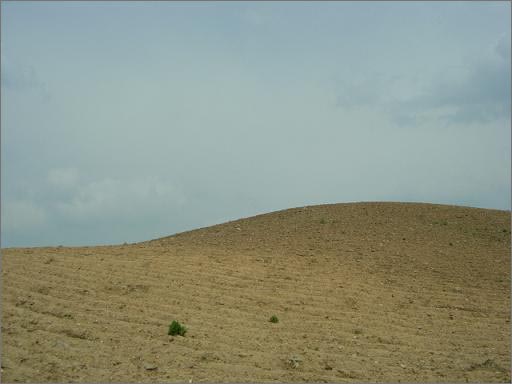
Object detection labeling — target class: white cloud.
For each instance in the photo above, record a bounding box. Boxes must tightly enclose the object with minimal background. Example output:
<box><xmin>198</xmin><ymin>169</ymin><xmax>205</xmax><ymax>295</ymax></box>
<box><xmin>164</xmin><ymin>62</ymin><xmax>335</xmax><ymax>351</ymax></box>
<box><xmin>47</xmin><ymin>168</ymin><xmax>79</xmax><ymax>189</ymax></box>
<box><xmin>54</xmin><ymin>177</ymin><xmax>186</xmax><ymax>221</ymax></box>
<box><xmin>2</xmin><ymin>200</ymin><xmax>47</xmax><ymax>232</ymax></box>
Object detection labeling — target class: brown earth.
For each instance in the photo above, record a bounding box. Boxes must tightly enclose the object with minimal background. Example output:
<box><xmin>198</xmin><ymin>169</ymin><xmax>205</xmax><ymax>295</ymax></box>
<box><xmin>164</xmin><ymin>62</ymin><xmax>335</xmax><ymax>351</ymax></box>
<box><xmin>1</xmin><ymin>202</ymin><xmax>510</xmax><ymax>382</ymax></box>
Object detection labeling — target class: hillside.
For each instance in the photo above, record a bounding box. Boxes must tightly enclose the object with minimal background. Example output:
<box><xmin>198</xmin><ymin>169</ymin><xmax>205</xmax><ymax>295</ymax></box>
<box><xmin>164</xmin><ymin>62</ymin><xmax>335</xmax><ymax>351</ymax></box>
<box><xmin>2</xmin><ymin>202</ymin><xmax>510</xmax><ymax>382</ymax></box>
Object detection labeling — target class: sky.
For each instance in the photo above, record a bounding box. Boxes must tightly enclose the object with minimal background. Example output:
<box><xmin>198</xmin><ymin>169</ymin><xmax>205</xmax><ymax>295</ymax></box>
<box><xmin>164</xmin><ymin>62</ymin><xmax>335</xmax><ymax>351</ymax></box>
<box><xmin>1</xmin><ymin>1</ymin><xmax>511</xmax><ymax>248</ymax></box>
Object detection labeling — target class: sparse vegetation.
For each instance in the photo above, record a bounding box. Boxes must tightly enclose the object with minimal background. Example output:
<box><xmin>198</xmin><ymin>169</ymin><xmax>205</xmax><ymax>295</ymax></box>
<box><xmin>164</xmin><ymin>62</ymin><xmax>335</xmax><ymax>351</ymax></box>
<box><xmin>320</xmin><ymin>218</ymin><xmax>326</xmax><ymax>224</ymax></box>
<box><xmin>168</xmin><ymin>320</ymin><xmax>187</xmax><ymax>336</ymax></box>
<box><xmin>269</xmin><ymin>315</ymin><xmax>279</xmax><ymax>323</ymax></box>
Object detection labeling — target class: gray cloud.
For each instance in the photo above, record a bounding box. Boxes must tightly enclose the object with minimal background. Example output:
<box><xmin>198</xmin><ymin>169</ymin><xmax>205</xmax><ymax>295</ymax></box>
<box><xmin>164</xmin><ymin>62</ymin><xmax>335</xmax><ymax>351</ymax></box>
<box><xmin>332</xmin><ymin>33</ymin><xmax>510</xmax><ymax>127</ymax></box>
<box><xmin>2</xmin><ymin>168</ymin><xmax>189</xmax><ymax>246</ymax></box>
<box><xmin>1</xmin><ymin>57</ymin><xmax>51</xmax><ymax>101</ymax></box>
<box><xmin>392</xmin><ymin>37</ymin><xmax>510</xmax><ymax>126</ymax></box>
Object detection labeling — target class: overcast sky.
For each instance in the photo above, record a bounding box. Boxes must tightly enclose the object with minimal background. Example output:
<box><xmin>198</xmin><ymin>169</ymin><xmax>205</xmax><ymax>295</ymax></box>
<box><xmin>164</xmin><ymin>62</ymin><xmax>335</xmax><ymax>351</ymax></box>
<box><xmin>1</xmin><ymin>1</ymin><xmax>510</xmax><ymax>247</ymax></box>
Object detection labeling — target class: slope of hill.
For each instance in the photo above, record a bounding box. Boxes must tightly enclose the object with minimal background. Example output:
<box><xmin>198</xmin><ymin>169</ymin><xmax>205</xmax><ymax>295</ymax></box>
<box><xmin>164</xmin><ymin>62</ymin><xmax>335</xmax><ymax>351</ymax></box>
<box><xmin>2</xmin><ymin>202</ymin><xmax>510</xmax><ymax>382</ymax></box>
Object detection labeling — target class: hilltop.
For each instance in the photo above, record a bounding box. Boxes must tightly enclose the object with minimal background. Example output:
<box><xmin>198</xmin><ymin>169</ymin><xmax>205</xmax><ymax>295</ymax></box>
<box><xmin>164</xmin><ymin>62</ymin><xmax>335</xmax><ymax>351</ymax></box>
<box><xmin>2</xmin><ymin>202</ymin><xmax>510</xmax><ymax>382</ymax></box>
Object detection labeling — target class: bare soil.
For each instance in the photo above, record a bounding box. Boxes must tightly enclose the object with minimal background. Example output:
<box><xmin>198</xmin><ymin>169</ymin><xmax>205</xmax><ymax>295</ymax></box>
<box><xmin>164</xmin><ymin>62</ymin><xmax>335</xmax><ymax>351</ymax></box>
<box><xmin>1</xmin><ymin>202</ymin><xmax>510</xmax><ymax>382</ymax></box>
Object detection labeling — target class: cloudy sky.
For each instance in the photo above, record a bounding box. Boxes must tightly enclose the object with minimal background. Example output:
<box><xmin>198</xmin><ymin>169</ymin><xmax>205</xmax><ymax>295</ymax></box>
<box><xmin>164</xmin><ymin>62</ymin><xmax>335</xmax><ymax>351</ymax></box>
<box><xmin>1</xmin><ymin>1</ymin><xmax>510</xmax><ymax>247</ymax></box>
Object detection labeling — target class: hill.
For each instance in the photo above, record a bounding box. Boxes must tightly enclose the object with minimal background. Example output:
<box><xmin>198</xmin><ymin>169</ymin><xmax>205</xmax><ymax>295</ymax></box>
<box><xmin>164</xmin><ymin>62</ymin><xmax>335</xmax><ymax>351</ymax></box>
<box><xmin>2</xmin><ymin>202</ymin><xmax>510</xmax><ymax>382</ymax></box>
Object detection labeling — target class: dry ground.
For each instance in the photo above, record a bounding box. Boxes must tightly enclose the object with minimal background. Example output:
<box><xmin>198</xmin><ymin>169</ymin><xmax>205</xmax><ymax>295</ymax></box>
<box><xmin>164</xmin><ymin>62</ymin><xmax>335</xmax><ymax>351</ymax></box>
<box><xmin>1</xmin><ymin>202</ymin><xmax>510</xmax><ymax>382</ymax></box>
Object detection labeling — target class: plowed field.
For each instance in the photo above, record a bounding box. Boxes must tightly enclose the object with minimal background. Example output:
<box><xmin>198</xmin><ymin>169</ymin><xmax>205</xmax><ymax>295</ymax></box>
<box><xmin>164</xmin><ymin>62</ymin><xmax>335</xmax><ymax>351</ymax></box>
<box><xmin>2</xmin><ymin>202</ymin><xmax>510</xmax><ymax>382</ymax></box>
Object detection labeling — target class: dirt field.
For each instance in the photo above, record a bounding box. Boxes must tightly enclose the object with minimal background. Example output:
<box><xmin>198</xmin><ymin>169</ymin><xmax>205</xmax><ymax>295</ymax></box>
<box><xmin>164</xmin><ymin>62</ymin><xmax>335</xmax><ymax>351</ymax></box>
<box><xmin>1</xmin><ymin>202</ymin><xmax>510</xmax><ymax>382</ymax></box>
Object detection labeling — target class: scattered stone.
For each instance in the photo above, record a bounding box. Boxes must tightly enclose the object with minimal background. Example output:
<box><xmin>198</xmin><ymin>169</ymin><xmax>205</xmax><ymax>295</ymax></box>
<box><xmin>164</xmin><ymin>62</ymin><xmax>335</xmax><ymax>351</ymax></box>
<box><xmin>53</xmin><ymin>340</ymin><xmax>70</xmax><ymax>349</ymax></box>
<box><xmin>287</xmin><ymin>355</ymin><xmax>302</xmax><ymax>369</ymax></box>
<box><xmin>200</xmin><ymin>352</ymin><xmax>220</xmax><ymax>362</ymax></box>
<box><xmin>144</xmin><ymin>363</ymin><xmax>158</xmax><ymax>371</ymax></box>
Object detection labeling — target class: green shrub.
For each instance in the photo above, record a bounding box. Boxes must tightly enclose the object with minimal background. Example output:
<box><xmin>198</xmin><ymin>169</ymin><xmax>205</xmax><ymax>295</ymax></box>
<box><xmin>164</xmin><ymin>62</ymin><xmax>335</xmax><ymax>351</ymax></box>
<box><xmin>168</xmin><ymin>320</ymin><xmax>187</xmax><ymax>336</ymax></box>
<box><xmin>269</xmin><ymin>315</ymin><xmax>279</xmax><ymax>323</ymax></box>
<box><xmin>320</xmin><ymin>218</ymin><xmax>326</xmax><ymax>224</ymax></box>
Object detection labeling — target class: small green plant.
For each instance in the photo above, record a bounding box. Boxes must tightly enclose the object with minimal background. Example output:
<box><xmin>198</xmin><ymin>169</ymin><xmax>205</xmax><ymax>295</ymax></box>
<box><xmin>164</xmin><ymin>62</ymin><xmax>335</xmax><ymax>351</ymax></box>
<box><xmin>269</xmin><ymin>315</ymin><xmax>279</xmax><ymax>323</ymax></box>
<box><xmin>168</xmin><ymin>320</ymin><xmax>187</xmax><ymax>336</ymax></box>
<box><xmin>320</xmin><ymin>218</ymin><xmax>326</xmax><ymax>224</ymax></box>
